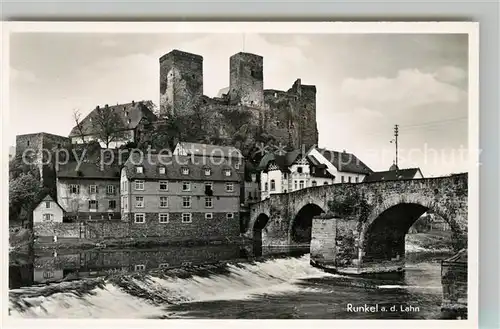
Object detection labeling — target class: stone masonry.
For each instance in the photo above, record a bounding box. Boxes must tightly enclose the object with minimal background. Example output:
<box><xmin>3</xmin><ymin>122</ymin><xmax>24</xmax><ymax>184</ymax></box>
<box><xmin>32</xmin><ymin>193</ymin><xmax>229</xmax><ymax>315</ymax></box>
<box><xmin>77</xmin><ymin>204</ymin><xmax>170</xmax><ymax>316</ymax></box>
<box><xmin>157</xmin><ymin>49</ymin><xmax>318</xmax><ymax>155</ymax></box>
<box><xmin>247</xmin><ymin>173</ymin><xmax>468</xmax><ymax>274</ymax></box>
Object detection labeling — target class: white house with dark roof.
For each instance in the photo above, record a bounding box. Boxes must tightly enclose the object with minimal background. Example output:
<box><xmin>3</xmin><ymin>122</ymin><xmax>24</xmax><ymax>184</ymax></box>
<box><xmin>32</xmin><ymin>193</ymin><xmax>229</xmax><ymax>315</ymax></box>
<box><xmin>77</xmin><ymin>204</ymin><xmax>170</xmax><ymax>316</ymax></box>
<box><xmin>306</xmin><ymin>147</ymin><xmax>373</xmax><ymax>184</ymax></box>
<box><xmin>258</xmin><ymin>149</ymin><xmax>336</xmax><ymax>200</ymax></box>
<box><xmin>363</xmin><ymin>164</ymin><xmax>424</xmax><ymax>182</ymax></box>
<box><xmin>33</xmin><ymin>194</ymin><xmax>65</xmax><ymax>223</ymax></box>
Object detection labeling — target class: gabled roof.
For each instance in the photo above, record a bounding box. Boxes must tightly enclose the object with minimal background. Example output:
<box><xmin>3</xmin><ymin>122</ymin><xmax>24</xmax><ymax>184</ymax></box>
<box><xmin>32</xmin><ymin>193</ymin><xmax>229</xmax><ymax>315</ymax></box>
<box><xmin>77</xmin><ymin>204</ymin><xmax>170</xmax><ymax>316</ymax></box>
<box><xmin>258</xmin><ymin>151</ymin><xmax>297</xmax><ymax>172</ymax></box>
<box><xmin>38</xmin><ymin>194</ymin><xmax>65</xmax><ymax>211</ymax></box>
<box><xmin>57</xmin><ymin>161</ymin><xmax>121</xmax><ymax>179</ymax></box>
<box><xmin>175</xmin><ymin>142</ymin><xmax>244</xmax><ymax>159</ymax></box>
<box><xmin>69</xmin><ymin>100</ymin><xmax>157</xmax><ymax>137</ymax></box>
<box><xmin>362</xmin><ymin>168</ymin><xmax>423</xmax><ymax>182</ymax></box>
<box><xmin>316</xmin><ymin>148</ymin><xmax>373</xmax><ymax>175</ymax></box>
<box><xmin>123</xmin><ymin>152</ymin><xmax>241</xmax><ymax>182</ymax></box>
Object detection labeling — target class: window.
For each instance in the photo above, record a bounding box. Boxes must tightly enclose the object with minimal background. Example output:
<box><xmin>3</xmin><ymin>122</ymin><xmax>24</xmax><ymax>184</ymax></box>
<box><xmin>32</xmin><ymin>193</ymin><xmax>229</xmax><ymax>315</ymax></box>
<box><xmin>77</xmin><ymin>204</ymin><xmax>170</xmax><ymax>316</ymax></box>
<box><xmin>205</xmin><ymin>197</ymin><xmax>213</xmax><ymax>208</ymax></box>
<box><xmin>355</xmin><ymin>177</ymin><xmax>359</xmax><ymax>183</ymax></box>
<box><xmin>107</xmin><ymin>185</ymin><xmax>115</xmax><ymax>195</ymax></box>
<box><xmin>158</xmin><ymin>167</ymin><xmax>166</xmax><ymax>174</ymax></box>
<box><xmin>225</xmin><ymin>183</ymin><xmax>234</xmax><ymax>192</ymax></box>
<box><xmin>297</xmin><ymin>167</ymin><xmax>303</xmax><ymax>173</ymax></box>
<box><xmin>134</xmin><ymin>264</ymin><xmax>146</xmax><ymax>271</ymax></box>
<box><xmin>158</xmin><ymin>263</ymin><xmax>170</xmax><ymax>269</ymax></box>
<box><xmin>294</xmin><ymin>181</ymin><xmax>298</xmax><ymax>190</ymax></box>
<box><xmin>43</xmin><ymin>271</ymin><xmax>54</xmax><ymax>279</ymax></box>
<box><xmin>181</xmin><ymin>167</ymin><xmax>190</xmax><ymax>175</ymax></box>
<box><xmin>89</xmin><ymin>185</ymin><xmax>97</xmax><ymax>194</ymax></box>
<box><xmin>182</xmin><ymin>213</ymin><xmax>192</xmax><ymax>223</ymax></box>
<box><xmin>45</xmin><ymin>201</ymin><xmax>51</xmax><ymax>209</ymax></box>
<box><xmin>223</xmin><ymin>169</ymin><xmax>231</xmax><ymax>177</ymax></box>
<box><xmin>265</xmin><ymin>182</ymin><xmax>268</xmax><ymax>191</ymax></box>
<box><xmin>159</xmin><ymin>213</ymin><xmax>169</xmax><ymax>223</ymax></box>
<box><xmin>341</xmin><ymin>176</ymin><xmax>345</xmax><ymax>183</ymax></box>
<box><xmin>226</xmin><ymin>213</ymin><xmax>234</xmax><ymax>219</ymax></box>
<box><xmin>205</xmin><ymin>213</ymin><xmax>213</xmax><ymax>219</ymax></box>
<box><xmin>270</xmin><ymin>179</ymin><xmax>276</xmax><ymax>191</ymax></box>
<box><xmin>299</xmin><ymin>180</ymin><xmax>304</xmax><ymax>189</ymax></box>
<box><xmin>204</xmin><ymin>168</ymin><xmax>211</xmax><ymax>176</ymax></box>
<box><xmin>70</xmin><ymin>184</ymin><xmax>80</xmax><ymax>194</ymax></box>
<box><xmin>182</xmin><ymin>181</ymin><xmax>191</xmax><ymax>191</ymax></box>
<box><xmin>43</xmin><ymin>214</ymin><xmax>53</xmax><ymax>221</ymax></box>
<box><xmin>27</xmin><ymin>140</ymin><xmax>30</xmax><ymax>146</ymax></box>
<box><xmin>135</xmin><ymin>180</ymin><xmax>144</xmax><ymax>190</ymax></box>
<box><xmin>182</xmin><ymin>196</ymin><xmax>191</xmax><ymax>208</ymax></box>
<box><xmin>160</xmin><ymin>196</ymin><xmax>168</xmax><ymax>208</ymax></box>
<box><xmin>348</xmin><ymin>176</ymin><xmax>352</xmax><ymax>183</ymax></box>
<box><xmin>311</xmin><ymin>167</ymin><xmax>316</xmax><ymax>174</ymax></box>
<box><xmin>159</xmin><ymin>181</ymin><xmax>168</xmax><ymax>191</ymax></box>
<box><xmin>312</xmin><ymin>180</ymin><xmax>317</xmax><ymax>187</ymax></box>
<box><xmin>135</xmin><ymin>196</ymin><xmax>144</xmax><ymax>208</ymax></box>
<box><xmin>134</xmin><ymin>213</ymin><xmax>145</xmax><ymax>223</ymax></box>
<box><xmin>204</xmin><ymin>182</ymin><xmax>213</xmax><ymax>189</ymax></box>
<box><xmin>136</xmin><ymin>166</ymin><xmax>143</xmax><ymax>174</ymax></box>
<box><xmin>109</xmin><ymin>200</ymin><xmax>116</xmax><ymax>209</ymax></box>
<box><xmin>89</xmin><ymin>200</ymin><xmax>98</xmax><ymax>210</ymax></box>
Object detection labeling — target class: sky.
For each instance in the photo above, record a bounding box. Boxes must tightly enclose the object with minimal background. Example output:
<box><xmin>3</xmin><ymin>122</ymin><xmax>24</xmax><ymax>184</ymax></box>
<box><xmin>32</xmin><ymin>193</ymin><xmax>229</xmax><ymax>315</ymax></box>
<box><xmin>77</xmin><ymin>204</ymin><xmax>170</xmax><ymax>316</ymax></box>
<box><xmin>9</xmin><ymin>32</ymin><xmax>469</xmax><ymax>176</ymax></box>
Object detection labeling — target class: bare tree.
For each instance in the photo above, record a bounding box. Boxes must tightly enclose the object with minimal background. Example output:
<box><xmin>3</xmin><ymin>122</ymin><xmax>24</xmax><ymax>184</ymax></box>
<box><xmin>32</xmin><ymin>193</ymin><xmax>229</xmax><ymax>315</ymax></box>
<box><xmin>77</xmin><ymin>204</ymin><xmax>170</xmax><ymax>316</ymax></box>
<box><xmin>73</xmin><ymin>109</ymin><xmax>87</xmax><ymax>144</ymax></box>
<box><xmin>92</xmin><ymin>105</ymin><xmax>128</xmax><ymax>148</ymax></box>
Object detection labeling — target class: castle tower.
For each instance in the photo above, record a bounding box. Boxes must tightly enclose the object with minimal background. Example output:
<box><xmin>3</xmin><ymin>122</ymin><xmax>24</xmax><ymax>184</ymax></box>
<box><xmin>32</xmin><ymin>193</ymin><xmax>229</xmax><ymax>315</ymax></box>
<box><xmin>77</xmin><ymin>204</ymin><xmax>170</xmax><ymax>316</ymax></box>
<box><xmin>291</xmin><ymin>78</ymin><xmax>318</xmax><ymax>149</ymax></box>
<box><xmin>159</xmin><ymin>50</ymin><xmax>203</xmax><ymax>118</ymax></box>
<box><xmin>229</xmin><ymin>52</ymin><xmax>264</xmax><ymax>108</ymax></box>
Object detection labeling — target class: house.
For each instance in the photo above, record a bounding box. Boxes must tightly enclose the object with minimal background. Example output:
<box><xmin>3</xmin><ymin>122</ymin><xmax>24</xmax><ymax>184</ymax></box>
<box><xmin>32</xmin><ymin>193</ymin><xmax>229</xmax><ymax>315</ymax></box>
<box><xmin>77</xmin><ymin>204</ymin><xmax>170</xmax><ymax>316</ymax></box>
<box><xmin>307</xmin><ymin>147</ymin><xmax>373</xmax><ymax>184</ymax></box>
<box><xmin>258</xmin><ymin>149</ymin><xmax>336</xmax><ymax>200</ymax></box>
<box><xmin>56</xmin><ymin>161</ymin><xmax>121</xmax><ymax>221</ymax></box>
<box><xmin>120</xmin><ymin>152</ymin><xmax>242</xmax><ymax>241</ymax></box>
<box><xmin>68</xmin><ymin>100</ymin><xmax>158</xmax><ymax>148</ymax></box>
<box><xmin>33</xmin><ymin>194</ymin><xmax>64</xmax><ymax>224</ymax></box>
<box><xmin>363</xmin><ymin>164</ymin><xmax>424</xmax><ymax>182</ymax></box>
<box><xmin>173</xmin><ymin>142</ymin><xmax>248</xmax><ymax>203</ymax></box>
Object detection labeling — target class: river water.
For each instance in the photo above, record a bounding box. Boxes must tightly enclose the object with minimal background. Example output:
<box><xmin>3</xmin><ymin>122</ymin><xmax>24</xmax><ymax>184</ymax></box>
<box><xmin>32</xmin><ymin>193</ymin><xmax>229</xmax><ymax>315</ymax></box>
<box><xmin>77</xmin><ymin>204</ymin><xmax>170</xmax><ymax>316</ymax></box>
<box><xmin>8</xmin><ymin>244</ymin><xmax>455</xmax><ymax>319</ymax></box>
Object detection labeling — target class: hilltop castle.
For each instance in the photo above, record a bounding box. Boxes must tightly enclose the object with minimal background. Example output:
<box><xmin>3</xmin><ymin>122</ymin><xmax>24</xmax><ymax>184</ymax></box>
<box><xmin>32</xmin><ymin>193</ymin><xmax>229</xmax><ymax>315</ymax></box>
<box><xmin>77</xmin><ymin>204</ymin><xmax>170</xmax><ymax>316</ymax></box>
<box><xmin>157</xmin><ymin>49</ymin><xmax>318</xmax><ymax>154</ymax></box>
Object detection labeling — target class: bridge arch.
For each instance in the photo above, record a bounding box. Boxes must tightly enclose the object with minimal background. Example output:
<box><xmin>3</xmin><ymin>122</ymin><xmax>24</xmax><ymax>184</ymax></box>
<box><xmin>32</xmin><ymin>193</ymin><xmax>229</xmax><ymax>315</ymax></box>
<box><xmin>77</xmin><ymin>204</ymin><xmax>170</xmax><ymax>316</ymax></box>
<box><xmin>359</xmin><ymin>194</ymin><xmax>465</xmax><ymax>263</ymax></box>
<box><xmin>289</xmin><ymin>203</ymin><xmax>325</xmax><ymax>243</ymax></box>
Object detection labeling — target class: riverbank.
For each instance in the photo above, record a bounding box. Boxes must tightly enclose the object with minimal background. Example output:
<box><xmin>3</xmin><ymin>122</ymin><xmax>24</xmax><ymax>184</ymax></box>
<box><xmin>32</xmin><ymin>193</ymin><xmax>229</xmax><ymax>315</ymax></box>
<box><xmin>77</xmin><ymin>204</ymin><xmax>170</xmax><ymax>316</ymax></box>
<box><xmin>32</xmin><ymin>235</ymin><xmax>252</xmax><ymax>251</ymax></box>
<box><xmin>405</xmin><ymin>231</ymin><xmax>453</xmax><ymax>252</ymax></box>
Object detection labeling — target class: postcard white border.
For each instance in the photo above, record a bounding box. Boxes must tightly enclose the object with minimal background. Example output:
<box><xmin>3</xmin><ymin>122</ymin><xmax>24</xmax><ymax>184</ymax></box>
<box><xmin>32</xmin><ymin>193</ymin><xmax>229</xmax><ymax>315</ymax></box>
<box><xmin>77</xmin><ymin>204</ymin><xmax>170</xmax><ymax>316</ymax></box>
<box><xmin>1</xmin><ymin>21</ymin><xmax>479</xmax><ymax>329</ymax></box>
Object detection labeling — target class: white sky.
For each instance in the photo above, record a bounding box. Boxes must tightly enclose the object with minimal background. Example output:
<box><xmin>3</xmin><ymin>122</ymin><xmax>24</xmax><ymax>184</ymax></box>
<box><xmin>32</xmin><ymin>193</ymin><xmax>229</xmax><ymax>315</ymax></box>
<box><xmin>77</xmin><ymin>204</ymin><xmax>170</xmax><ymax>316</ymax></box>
<box><xmin>9</xmin><ymin>33</ymin><xmax>469</xmax><ymax>176</ymax></box>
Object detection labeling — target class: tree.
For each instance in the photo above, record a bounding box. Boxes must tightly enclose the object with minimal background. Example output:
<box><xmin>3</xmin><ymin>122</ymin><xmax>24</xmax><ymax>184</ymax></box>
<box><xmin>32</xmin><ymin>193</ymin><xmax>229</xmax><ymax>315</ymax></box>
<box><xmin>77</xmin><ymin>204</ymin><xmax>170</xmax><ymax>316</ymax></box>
<box><xmin>9</xmin><ymin>173</ymin><xmax>43</xmax><ymax>227</ymax></box>
<box><xmin>92</xmin><ymin>105</ymin><xmax>129</xmax><ymax>148</ymax></box>
<box><xmin>73</xmin><ymin>109</ymin><xmax>87</xmax><ymax>145</ymax></box>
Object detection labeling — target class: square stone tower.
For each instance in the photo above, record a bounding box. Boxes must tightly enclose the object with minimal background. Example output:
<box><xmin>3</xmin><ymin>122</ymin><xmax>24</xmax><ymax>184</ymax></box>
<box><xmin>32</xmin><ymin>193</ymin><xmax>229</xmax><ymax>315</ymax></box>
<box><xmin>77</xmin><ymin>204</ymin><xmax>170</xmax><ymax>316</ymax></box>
<box><xmin>229</xmin><ymin>52</ymin><xmax>264</xmax><ymax>108</ymax></box>
<box><xmin>159</xmin><ymin>49</ymin><xmax>204</xmax><ymax>118</ymax></box>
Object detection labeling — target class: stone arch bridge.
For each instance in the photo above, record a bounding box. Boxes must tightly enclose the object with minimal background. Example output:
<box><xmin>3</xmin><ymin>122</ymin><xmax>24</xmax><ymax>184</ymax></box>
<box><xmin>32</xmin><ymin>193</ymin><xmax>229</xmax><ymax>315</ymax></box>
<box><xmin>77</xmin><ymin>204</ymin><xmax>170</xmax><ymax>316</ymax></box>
<box><xmin>246</xmin><ymin>173</ymin><xmax>468</xmax><ymax>274</ymax></box>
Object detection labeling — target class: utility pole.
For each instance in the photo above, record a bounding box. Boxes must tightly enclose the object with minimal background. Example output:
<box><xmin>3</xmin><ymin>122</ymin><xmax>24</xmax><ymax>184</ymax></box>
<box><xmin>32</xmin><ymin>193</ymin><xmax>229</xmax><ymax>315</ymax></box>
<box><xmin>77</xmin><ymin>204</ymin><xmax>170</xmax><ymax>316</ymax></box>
<box><xmin>394</xmin><ymin>124</ymin><xmax>399</xmax><ymax>167</ymax></box>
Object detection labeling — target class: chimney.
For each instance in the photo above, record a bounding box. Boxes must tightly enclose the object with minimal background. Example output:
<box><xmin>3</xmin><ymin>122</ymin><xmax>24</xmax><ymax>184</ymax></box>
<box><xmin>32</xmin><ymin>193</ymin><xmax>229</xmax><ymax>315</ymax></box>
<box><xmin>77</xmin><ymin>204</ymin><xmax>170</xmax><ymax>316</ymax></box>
<box><xmin>343</xmin><ymin>149</ymin><xmax>346</xmax><ymax>153</ymax></box>
<box><xmin>132</xmin><ymin>100</ymin><xmax>135</xmax><ymax>105</ymax></box>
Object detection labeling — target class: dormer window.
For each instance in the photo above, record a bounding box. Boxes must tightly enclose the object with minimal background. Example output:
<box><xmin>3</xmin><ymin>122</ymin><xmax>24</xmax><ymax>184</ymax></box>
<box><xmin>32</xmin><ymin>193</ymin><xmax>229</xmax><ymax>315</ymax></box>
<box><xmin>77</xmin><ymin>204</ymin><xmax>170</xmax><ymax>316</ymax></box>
<box><xmin>158</xmin><ymin>167</ymin><xmax>166</xmax><ymax>174</ymax></box>
<box><xmin>136</xmin><ymin>166</ymin><xmax>143</xmax><ymax>174</ymax></box>
<box><xmin>182</xmin><ymin>167</ymin><xmax>190</xmax><ymax>175</ymax></box>
<box><xmin>223</xmin><ymin>169</ymin><xmax>231</xmax><ymax>177</ymax></box>
<box><xmin>204</xmin><ymin>168</ymin><xmax>211</xmax><ymax>176</ymax></box>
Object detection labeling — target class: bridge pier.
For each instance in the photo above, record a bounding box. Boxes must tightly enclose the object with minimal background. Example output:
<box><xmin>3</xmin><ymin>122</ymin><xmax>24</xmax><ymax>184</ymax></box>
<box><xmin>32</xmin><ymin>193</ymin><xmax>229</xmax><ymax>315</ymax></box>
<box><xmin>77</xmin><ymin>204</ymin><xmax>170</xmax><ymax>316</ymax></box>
<box><xmin>310</xmin><ymin>215</ymin><xmax>406</xmax><ymax>275</ymax></box>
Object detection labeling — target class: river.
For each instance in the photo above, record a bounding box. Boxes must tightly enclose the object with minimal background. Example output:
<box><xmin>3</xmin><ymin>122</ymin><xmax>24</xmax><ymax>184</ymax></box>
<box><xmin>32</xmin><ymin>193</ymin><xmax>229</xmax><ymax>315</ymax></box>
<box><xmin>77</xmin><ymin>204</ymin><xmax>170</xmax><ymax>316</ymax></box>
<box><xmin>8</xmin><ymin>243</ymin><xmax>455</xmax><ymax>319</ymax></box>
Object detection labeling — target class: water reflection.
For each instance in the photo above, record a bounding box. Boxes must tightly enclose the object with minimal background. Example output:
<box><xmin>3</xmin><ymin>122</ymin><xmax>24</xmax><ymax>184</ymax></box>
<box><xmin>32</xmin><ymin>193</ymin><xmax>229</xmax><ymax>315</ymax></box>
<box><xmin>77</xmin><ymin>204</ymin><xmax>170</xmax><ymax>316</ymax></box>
<box><xmin>10</xmin><ymin>244</ymin><xmax>250</xmax><ymax>288</ymax></box>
